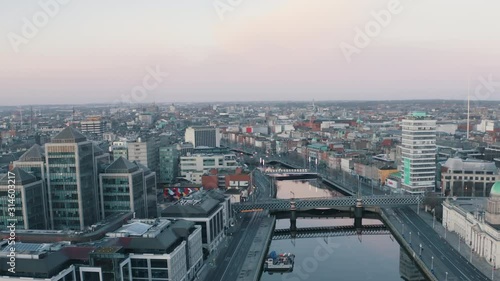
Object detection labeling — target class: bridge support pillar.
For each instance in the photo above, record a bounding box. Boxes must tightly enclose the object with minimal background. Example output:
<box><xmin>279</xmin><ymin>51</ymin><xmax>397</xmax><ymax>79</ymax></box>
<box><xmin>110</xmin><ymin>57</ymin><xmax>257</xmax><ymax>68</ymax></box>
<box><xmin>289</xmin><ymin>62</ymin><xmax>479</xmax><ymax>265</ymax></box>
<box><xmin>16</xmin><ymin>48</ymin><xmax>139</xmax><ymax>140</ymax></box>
<box><xmin>290</xmin><ymin>199</ymin><xmax>297</xmax><ymax>234</ymax></box>
<box><xmin>290</xmin><ymin>210</ymin><xmax>297</xmax><ymax>238</ymax></box>
<box><xmin>354</xmin><ymin>198</ymin><xmax>363</xmax><ymax>229</ymax></box>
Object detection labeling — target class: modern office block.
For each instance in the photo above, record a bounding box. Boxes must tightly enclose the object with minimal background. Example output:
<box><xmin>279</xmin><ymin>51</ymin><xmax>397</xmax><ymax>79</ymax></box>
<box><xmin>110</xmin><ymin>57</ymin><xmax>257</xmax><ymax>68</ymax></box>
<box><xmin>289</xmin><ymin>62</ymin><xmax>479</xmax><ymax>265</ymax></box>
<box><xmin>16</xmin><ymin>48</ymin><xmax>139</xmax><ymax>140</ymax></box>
<box><xmin>159</xmin><ymin>145</ymin><xmax>178</xmax><ymax>184</ymax></box>
<box><xmin>45</xmin><ymin>126</ymin><xmax>99</xmax><ymax>230</ymax></box>
<box><xmin>99</xmin><ymin>157</ymin><xmax>147</xmax><ymax>219</ymax></box>
<box><xmin>0</xmin><ymin>167</ymin><xmax>47</xmax><ymax>230</ymax></box>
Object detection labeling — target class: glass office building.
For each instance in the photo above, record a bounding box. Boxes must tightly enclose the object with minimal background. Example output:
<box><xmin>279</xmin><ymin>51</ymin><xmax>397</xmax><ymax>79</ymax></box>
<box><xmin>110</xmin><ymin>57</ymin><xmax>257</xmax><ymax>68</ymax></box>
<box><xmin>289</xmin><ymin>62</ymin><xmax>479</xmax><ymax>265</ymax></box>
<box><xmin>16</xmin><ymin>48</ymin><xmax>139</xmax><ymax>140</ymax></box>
<box><xmin>46</xmin><ymin>127</ymin><xmax>99</xmax><ymax>230</ymax></box>
<box><xmin>99</xmin><ymin>157</ymin><xmax>146</xmax><ymax>219</ymax></box>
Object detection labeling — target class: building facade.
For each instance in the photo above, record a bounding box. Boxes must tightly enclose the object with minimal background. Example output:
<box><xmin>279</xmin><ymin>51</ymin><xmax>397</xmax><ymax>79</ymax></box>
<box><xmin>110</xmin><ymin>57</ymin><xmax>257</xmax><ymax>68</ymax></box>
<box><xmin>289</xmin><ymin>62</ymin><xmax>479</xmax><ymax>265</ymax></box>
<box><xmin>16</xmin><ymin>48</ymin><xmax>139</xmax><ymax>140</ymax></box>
<box><xmin>127</xmin><ymin>138</ymin><xmax>158</xmax><ymax>175</ymax></box>
<box><xmin>159</xmin><ymin>145</ymin><xmax>178</xmax><ymax>184</ymax></box>
<box><xmin>441</xmin><ymin>158</ymin><xmax>498</xmax><ymax>197</ymax></box>
<box><xmin>184</xmin><ymin>126</ymin><xmax>220</xmax><ymax>148</ymax></box>
<box><xmin>400</xmin><ymin>112</ymin><xmax>437</xmax><ymax>194</ymax></box>
<box><xmin>180</xmin><ymin>153</ymin><xmax>238</xmax><ymax>184</ymax></box>
<box><xmin>0</xmin><ymin>168</ymin><xmax>47</xmax><ymax>230</ymax></box>
<box><xmin>443</xmin><ymin>183</ymin><xmax>500</xmax><ymax>269</ymax></box>
<box><xmin>45</xmin><ymin>127</ymin><xmax>99</xmax><ymax>230</ymax></box>
<box><xmin>99</xmin><ymin>157</ymin><xmax>147</xmax><ymax>219</ymax></box>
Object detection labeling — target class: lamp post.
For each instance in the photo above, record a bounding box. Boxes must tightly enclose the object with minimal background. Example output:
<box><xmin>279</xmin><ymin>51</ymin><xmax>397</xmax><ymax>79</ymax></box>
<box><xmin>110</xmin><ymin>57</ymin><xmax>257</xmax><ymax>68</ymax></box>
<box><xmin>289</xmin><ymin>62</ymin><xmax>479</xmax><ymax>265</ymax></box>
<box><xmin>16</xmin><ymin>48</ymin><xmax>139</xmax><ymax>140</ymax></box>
<box><xmin>431</xmin><ymin>256</ymin><xmax>434</xmax><ymax>273</ymax></box>
<box><xmin>419</xmin><ymin>243</ymin><xmax>422</xmax><ymax>257</ymax></box>
<box><xmin>470</xmin><ymin>244</ymin><xmax>473</xmax><ymax>263</ymax></box>
<box><xmin>458</xmin><ymin>237</ymin><xmax>461</xmax><ymax>252</ymax></box>
<box><xmin>445</xmin><ymin>272</ymin><xmax>448</xmax><ymax>281</ymax></box>
<box><xmin>402</xmin><ymin>223</ymin><xmax>405</xmax><ymax>237</ymax></box>
<box><xmin>432</xmin><ymin>211</ymin><xmax>436</xmax><ymax>229</ymax></box>
<box><xmin>409</xmin><ymin>231</ymin><xmax>412</xmax><ymax>246</ymax></box>
<box><xmin>493</xmin><ymin>256</ymin><xmax>496</xmax><ymax>281</ymax></box>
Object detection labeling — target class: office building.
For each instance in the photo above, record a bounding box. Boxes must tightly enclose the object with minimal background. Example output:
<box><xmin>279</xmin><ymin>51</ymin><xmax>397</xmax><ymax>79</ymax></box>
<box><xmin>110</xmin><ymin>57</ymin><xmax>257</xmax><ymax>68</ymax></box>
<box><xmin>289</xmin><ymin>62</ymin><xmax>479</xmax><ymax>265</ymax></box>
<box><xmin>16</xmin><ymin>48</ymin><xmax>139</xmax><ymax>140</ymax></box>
<box><xmin>162</xmin><ymin>192</ymin><xmax>227</xmax><ymax>254</ymax></box>
<box><xmin>400</xmin><ymin>112</ymin><xmax>437</xmax><ymax>194</ymax></box>
<box><xmin>111</xmin><ymin>142</ymin><xmax>128</xmax><ymax>161</ymax></box>
<box><xmin>0</xmin><ymin>242</ymin><xmax>78</xmax><ymax>280</ymax></box>
<box><xmin>184</xmin><ymin>126</ymin><xmax>220</xmax><ymax>148</ymax></box>
<box><xmin>96</xmin><ymin>218</ymin><xmax>203</xmax><ymax>281</ymax></box>
<box><xmin>45</xmin><ymin>126</ymin><xmax>99</xmax><ymax>230</ymax></box>
<box><xmin>159</xmin><ymin>145</ymin><xmax>178</xmax><ymax>184</ymax></box>
<box><xmin>13</xmin><ymin>144</ymin><xmax>46</xmax><ymax>182</ymax></box>
<box><xmin>441</xmin><ymin>158</ymin><xmax>498</xmax><ymax>197</ymax></box>
<box><xmin>80</xmin><ymin>117</ymin><xmax>104</xmax><ymax>138</ymax></box>
<box><xmin>0</xmin><ymin>168</ymin><xmax>47</xmax><ymax>230</ymax></box>
<box><xmin>134</xmin><ymin>161</ymin><xmax>158</xmax><ymax>218</ymax></box>
<box><xmin>99</xmin><ymin>157</ymin><xmax>147</xmax><ymax>219</ymax></box>
<box><xmin>0</xmin><ymin>218</ymin><xmax>203</xmax><ymax>281</ymax></box>
<box><xmin>127</xmin><ymin>137</ymin><xmax>158</xmax><ymax>175</ymax></box>
<box><xmin>180</xmin><ymin>153</ymin><xmax>238</xmax><ymax>184</ymax></box>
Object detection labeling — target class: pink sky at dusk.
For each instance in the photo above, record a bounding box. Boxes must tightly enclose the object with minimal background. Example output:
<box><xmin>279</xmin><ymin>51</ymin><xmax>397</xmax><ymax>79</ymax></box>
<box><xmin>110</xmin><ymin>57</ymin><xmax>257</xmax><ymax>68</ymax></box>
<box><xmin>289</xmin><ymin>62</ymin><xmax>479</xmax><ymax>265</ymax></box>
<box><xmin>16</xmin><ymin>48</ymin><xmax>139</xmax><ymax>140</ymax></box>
<box><xmin>1</xmin><ymin>0</ymin><xmax>499</xmax><ymax>105</ymax></box>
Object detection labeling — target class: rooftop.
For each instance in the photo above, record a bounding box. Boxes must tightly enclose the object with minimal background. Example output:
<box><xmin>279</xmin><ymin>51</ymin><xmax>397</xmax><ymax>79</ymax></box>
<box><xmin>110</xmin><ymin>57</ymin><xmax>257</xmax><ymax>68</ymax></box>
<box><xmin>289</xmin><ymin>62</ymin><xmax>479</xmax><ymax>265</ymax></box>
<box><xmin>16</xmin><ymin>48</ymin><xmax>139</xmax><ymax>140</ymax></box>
<box><xmin>52</xmin><ymin>126</ymin><xmax>87</xmax><ymax>143</ymax></box>
<box><xmin>17</xmin><ymin>144</ymin><xmax>45</xmax><ymax>162</ymax></box>
<box><xmin>0</xmin><ymin>167</ymin><xmax>37</xmax><ymax>185</ymax></box>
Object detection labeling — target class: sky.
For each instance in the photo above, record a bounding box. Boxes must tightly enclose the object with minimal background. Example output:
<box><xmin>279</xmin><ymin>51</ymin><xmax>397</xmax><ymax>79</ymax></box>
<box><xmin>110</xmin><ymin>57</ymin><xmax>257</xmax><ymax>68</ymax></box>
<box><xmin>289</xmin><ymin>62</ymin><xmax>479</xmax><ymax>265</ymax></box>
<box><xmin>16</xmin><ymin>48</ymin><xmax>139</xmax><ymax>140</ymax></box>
<box><xmin>1</xmin><ymin>0</ymin><xmax>499</xmax><ymax>106</ymax></box>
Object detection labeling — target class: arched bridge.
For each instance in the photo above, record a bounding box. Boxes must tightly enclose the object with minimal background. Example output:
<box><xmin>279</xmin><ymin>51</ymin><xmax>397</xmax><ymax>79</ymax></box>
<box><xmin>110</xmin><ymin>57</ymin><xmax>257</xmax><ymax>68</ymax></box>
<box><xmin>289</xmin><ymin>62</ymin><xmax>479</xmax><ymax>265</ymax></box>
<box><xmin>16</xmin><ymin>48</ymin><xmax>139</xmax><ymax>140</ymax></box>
<box><xmin>233</xmin><ymin>195</ymin><xmax>423</xmax><ymax>213</ymax></box>
<box><xmin>273</xmin><ymin>224</ymin><xmax>389</xmax><ymax>240</ymax></box>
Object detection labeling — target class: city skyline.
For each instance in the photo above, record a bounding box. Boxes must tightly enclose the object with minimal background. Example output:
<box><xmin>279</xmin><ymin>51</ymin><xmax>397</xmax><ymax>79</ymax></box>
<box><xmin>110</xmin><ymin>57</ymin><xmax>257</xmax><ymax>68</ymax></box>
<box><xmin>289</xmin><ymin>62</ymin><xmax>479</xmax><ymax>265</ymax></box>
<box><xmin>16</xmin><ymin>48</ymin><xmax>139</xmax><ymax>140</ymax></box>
<box><xmin>1</xmin><ymin>0</ymin><xmax>500</xmax><ymax>105</ymax></box>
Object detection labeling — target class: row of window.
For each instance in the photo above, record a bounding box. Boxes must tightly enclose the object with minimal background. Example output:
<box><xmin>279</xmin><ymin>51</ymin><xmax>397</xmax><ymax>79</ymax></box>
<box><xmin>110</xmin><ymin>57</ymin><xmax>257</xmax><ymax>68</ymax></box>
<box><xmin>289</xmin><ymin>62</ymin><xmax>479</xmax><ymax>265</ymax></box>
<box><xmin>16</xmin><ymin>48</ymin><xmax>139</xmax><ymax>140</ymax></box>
<box><xmin>443</xmin><ymin>175</ymin><xmax>496</xmax><ymax>181</ymax></box>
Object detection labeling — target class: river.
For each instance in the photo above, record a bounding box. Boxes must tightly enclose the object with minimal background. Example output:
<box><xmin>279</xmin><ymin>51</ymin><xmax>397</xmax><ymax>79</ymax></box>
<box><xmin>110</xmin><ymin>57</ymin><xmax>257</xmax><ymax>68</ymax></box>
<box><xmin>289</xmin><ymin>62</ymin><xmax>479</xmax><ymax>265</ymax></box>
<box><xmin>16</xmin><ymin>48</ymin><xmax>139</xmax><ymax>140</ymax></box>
<box><xmin>259</xmin><ymin>178</ymin><xmax>428</xmax><ymax>281</ymax></box>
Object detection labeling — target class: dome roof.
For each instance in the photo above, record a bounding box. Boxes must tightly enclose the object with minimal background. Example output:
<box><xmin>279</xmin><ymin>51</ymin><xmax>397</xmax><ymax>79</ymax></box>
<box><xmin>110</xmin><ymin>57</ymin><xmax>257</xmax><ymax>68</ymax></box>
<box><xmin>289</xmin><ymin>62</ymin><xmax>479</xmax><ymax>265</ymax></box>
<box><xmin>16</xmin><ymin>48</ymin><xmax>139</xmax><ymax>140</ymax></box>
<box><xmin>491</xmin><ymin>182</ymin><xmax>500</xmax><ymax>196</ymax></box>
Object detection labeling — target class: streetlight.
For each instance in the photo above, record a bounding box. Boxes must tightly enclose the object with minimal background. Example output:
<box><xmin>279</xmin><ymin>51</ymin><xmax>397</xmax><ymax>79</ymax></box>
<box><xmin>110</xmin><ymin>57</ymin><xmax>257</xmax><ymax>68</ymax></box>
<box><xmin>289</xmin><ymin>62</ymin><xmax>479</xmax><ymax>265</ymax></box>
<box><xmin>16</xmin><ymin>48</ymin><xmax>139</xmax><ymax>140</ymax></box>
<box><xmin>470</xmin><ymin>244</ymin><xmax>473</xmax><ymax>263</ymax></box>
<box><xmin>445</xmin><ymin>272</ymin><xmax>448</xmax><ymax>281</ymax></box>
<box><xmin>402</xmin><ymin>223</ymin><xmax>405</xmax><ymax>237</ymax></box>
<box><xmin>409</xmin><ymin>231</ymin><xmax>412</xmax><ymax>246</ymax></box>
<box><xmin>431</xmin><ymin>256</ymin><xmax>434</xmax><ymax>273</ymax></box>
<box><xmin>432</xmin><ymin>211</ymin><xmax>436</xmax><ymax>229</ymax></box>
<box><xmin>493</xmin><ymin>256</ymin><xmax>496</xmax><ymax>281</ymax></box>
<box><xmin>419</xmin><ymin>244</ymin><xmax>422</xmax><ymax>257</ymax></box>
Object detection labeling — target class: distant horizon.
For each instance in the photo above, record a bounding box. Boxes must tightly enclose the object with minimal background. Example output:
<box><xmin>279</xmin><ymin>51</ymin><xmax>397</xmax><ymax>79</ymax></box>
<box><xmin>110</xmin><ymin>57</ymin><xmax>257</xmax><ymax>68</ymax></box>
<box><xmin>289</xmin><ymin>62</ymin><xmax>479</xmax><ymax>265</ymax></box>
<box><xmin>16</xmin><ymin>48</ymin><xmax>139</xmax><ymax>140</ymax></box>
<box><xmin>0</xmin><ymin>97</ymin><xmax>492</xmax><ymax>108</ymax></box>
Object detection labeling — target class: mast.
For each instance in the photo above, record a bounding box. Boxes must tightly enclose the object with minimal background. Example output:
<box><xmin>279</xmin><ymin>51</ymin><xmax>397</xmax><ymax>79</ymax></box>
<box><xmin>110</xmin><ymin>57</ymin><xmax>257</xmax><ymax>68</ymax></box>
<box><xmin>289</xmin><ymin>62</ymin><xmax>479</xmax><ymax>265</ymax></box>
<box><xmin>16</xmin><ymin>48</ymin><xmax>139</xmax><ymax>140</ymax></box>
<box><xmin>467</xmin><ymin>77</ymin><xmax>470</xmax><ymax>140</ymax></box>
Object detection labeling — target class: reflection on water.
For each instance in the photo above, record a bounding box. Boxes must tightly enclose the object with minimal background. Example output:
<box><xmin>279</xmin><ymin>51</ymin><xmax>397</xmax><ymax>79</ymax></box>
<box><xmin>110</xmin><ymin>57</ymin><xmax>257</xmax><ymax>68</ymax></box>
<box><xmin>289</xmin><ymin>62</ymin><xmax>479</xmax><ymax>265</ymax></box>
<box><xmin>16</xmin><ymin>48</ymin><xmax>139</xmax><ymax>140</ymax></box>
<box><xmin>275</xmin><ymin>179</ymin><xmax>343</xmax><ymax>199</ymax></box>
<box><xmin>399</xmin><ymin>247</ymin><xmax>427</xmax><ymax>281</ymax></box>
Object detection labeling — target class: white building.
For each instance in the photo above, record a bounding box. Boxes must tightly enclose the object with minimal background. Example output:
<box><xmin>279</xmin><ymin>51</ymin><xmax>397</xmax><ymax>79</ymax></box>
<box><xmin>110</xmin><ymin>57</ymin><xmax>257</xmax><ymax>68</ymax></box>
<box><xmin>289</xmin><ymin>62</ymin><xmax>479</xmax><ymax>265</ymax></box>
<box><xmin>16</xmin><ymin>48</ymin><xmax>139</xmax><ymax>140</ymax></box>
<box><xmin>400</xmin><ymin>112</ymin><xmax>437</xmax><ymax>194</ymax></box>
<box><xmin>180</xmin><ymin>153</ymin><xmax>238</xmax><ymax>184</ymax></box>
<box><xmin>127</xmin><ymin>137</ymin><xmax>158</xmax><ymax>173</ymax></box>
<box><xmin>443</xmin><ymin>183</ymin><xmax>500</xmax><ymax>269</ymax></box>
<box><xmin>441</xmin><ymin>158</ymin><xmax>498</xmax><ymax>197</ymax></box>
<box><xmin>184</xmin><ymin>126</ymin><xmax>221</xmax><ymax>148</ymax></box>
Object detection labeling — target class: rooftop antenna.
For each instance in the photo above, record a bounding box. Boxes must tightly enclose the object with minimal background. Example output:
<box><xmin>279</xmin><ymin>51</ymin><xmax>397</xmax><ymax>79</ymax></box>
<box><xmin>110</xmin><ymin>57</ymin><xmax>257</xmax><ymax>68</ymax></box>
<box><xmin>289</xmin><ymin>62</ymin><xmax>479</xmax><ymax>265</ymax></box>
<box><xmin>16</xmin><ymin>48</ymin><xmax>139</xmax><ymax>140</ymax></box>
<box><xmin>467</xmin><ymin>76</ymin><xmax>470</xmax><ymax>140</ymax></box>
<box><xmin>30</xmin><ymin>106</ymin><xmax>33</xmax><ymax>131</ymax></box>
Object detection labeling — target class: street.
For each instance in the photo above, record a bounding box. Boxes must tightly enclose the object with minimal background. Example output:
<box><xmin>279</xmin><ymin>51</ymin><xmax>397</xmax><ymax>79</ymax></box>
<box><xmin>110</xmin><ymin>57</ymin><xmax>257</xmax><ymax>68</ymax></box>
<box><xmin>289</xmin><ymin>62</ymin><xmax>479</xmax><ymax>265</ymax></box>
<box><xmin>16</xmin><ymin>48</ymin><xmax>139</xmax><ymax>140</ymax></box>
<box><xmin>389</xmin><ymin>207</ymin><xmax>489</xmax><ymax>281</ymax></box>
<box><xmin>202</xmin><ymin>169</ymin><xmax>270</xmax><ymax>281</ymax></box>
